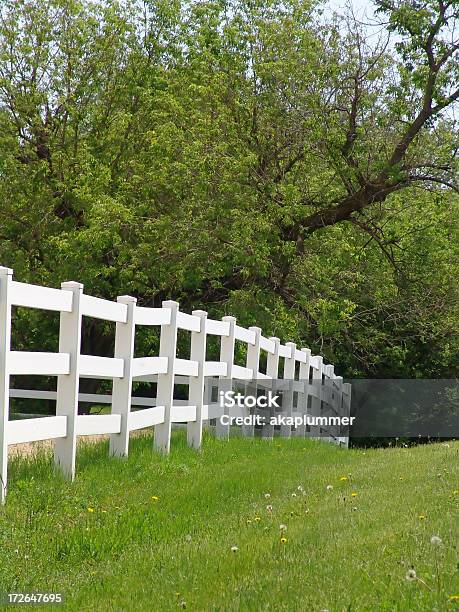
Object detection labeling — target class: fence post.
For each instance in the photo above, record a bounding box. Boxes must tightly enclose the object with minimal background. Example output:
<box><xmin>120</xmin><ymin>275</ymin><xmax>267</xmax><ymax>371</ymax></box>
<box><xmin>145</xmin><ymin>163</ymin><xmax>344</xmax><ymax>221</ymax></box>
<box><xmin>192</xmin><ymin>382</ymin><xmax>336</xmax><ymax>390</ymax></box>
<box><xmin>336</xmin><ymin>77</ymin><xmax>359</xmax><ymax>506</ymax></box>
<box><xmin>187</xmin><ymin>310</ymin><xmax>207</xmax><ymax>449</ymax></box>
<box><xmin>322</xmin><ymin>364</ymin><xmax>332</xmax><ymax>444</ymax></box>
<box><xmin>342</xmin><ymin>382</ymin><xmax>352</xmax><ymax>448</ymax></box>
<box><xmin>261</xmin><ymin>337</ymin><xmax>280</xmax><ymax>440</ymax></box>
<box><xmin>54</xmin><ymin>282</ymin><xmax>83</xmax><ymax>480</ymax></box>
<box><xmin>310</xmin><ymin>356</ymin><xmax>323</xmax><ymax>440</ymax></box>
<box><xmin>294</xmin><ymin>347</ymin><xmax>311</xmax><ymax>438</ymax></box>
<box><xmin>335</xmin><ymin>375</ymin><xmax>344</xmax><ymax>445</ymax></box>
<box><xmin>0</xmin><ymin>267</ymin><xmax>13</xmax><ymax>504</ymax></box>
<box><xmin>110</xmin><ymin>296</ymin><xmax>137</xmax><ymax>458</ymax></box>
<box><xmin>280</xmin><ymin>342</ymin><xmax>296</xmax><ymax>438</ymax></box>
<box><xmin>242</xmin><ymin>326</ymin><xmax>261</xmax><ymax>438</ymax></box>
<box><xmin>154</xmin><ymin>300</ymin><xmax>179</xmax><ymax>454</ymax></box>
<box><xmin>215</xmin><ymin>315</ymin><xmax>236</xmax><ymax>440</ymax></box>
<box><xmin>327</xmin><ymin>365</ymin><xmax>340</xmax><ymax>445</ymax></box>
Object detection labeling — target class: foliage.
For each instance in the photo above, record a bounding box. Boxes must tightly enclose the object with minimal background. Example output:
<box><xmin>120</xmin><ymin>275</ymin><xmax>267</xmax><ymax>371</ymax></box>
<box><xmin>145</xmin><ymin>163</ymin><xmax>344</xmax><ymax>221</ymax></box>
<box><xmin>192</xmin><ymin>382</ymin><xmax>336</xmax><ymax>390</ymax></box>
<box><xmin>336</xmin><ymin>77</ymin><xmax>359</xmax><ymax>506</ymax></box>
<box><xmin>0</xmin><ymin>0</ymin><xmax>457</xmax><ymax>406</ymax></box>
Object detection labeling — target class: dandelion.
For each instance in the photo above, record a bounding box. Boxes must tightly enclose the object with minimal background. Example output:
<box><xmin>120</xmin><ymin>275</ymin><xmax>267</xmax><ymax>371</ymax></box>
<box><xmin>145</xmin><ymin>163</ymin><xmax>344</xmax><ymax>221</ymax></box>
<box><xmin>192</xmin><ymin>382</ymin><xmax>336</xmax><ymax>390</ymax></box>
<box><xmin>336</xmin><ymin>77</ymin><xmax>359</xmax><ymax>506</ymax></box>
<box><xmin>430</xmin><ymin>535</ymin><xmax>442</xmax><ymax>546</ymax></box>
<box><xmin>448</xmin><ymin>595</ymin><xmax>459</xmax><ymax>601</ymax></box>
<box><xmin>246</xmin><ymin>519</ymin><xmax>252</xmax><ymax>525</ymax></box>
<box><xmin>151</xmin><ymin>495</ymin><xmax>160</xmax><ymax>502</ymax></box>
<box><xmin>405</xmin><ymin>569</ymin><xmax>417</xmax><ymax>582</ymax></box>
<box><xmin>101</xmin><ymin>510</ymin><xmax>107</xmax><ymax>513</ymax></box>
<box><xmin>254</xmin><ymin>516</ymin><xmax>261</xmax><ymax>523</ymax></box>
<box><xmin>185</xmin><ymin>534</ymin><xmax>192</xmax><ymax>543</ymax></box>
<box><xmin>231</xmin><ymin>545</ymin><xmax>239</xmax><ymax>553</ymax></box>
<box><xmin>291</xmin><ymin>493</ymin><xmax>297</xmax><ymax>498</ymax></box>
<box><xmin>351</xmin><ymin>492</ymin><xmax>358</xmax><ymax>497</ymax></box>
<box><xmin>297</xmin><ymin>485</ymin><xmax>304</xmax><ymax>492</ymax></box>
<box><xmin>279</xmin><ymin>524</ymin><xmax>287</xmax><ymax>532</ymax></box>
<box><xmin>266</xmin><ymin>504</ymin><xmax>273</xmax><ymax>513</ymax></box>
<box><xmin>264</xmin><ymin>493</ymin><xmax>271</xmax><ymax>499</ymax></box>
<box><xmin>352</xmin><ymin>507</ymin><xmax>358</xmax><ymax>511</ymax></box>
<box><xmin>180</xmin><ymin>600</ymin><xmax>187</xmax><ymax>609</ymax></box>
<box><xmin>453</xmin><ymin>490</ymin><xmax>459</xmax><ymax>495</ymax></box>
<box><xmin>418</xmin><ymin>514</ymin><xmax>426</xmax><ymax>520</ymax></box>
<box><xmin>87</xmin><ymin>507</ymin><xmax>94</xmax><ymax>513</ymax></box>
<box><xmin>339</xmin><ymin>476</ymin><xmax>348</xmax><ymax>482</ymax></box>
<box><xmin>326</xmin><ymin>485</ymin><xmax>333</xmax><ymax>491</ymax></box>
<box><xmin>280</xmin><ymin>537</ymin><xmax>287</xmax><ymax>544</ymax></box>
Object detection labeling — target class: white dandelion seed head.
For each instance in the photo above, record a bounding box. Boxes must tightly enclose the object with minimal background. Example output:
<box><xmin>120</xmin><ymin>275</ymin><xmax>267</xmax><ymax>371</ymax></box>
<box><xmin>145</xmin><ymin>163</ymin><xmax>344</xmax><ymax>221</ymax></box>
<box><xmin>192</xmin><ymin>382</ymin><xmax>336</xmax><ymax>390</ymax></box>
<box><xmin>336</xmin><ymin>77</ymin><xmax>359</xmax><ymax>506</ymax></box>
<box><xmin>291</xmin><ymin>493</ymin><xmax>297</xmax><ymax>498</ymax></box>
<box><xmin>266</xmin><ymin>504</ymin><xmax>273</xmax><ymax>512</ymax></box>
<box><xmin>326</xmin><ymin>485</ymin><xmax>333</xmax><ymax>491</ymax></box>
<box><xmin>405</xmin><ymin>569</ymin><xmax>417</xmax><ymax>582</ymax></box>
<box><xmin>264</xmin><ymin>493</ymin><xmax>271</xmax><ymax>499</ymax></box>
<box><xmin>430</xmin><ymin>535</ymin><xmax>442</xmax><ymax>546</ymax></box>
<box><xmin>231</xmin><ymin>545</ymin><xmax>239</xmax><ymax>553</ymax></box>
<box><xmin>279</xmin><ymin>524</ymin><xmax>287</xmax><ymax>531</ymax></box>
<box><xmin>297</xmin><ymin>485</ymin><xmax>304</xmax><ymax>491</ymax></box>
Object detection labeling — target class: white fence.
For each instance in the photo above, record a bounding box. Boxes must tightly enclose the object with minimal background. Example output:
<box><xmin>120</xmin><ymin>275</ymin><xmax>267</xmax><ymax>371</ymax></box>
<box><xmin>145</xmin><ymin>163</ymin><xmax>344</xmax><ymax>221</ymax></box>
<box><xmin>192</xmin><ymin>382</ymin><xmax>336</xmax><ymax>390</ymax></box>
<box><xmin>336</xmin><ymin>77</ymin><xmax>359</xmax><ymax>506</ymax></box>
<box><xmin>0</xmin><ymin>267</ymin><xmax>351</xmax><ymax>503</ymax></box>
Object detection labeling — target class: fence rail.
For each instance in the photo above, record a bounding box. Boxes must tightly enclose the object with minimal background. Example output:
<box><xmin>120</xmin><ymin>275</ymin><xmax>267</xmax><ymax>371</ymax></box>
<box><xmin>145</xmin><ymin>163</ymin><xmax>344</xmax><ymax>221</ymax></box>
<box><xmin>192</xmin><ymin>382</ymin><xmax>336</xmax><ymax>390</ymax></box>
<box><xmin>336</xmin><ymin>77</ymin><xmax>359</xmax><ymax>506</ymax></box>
<box><xmin>0</xmin><ymin>267</ymin><xmax>351</xmax><ymax>503</ymax></box>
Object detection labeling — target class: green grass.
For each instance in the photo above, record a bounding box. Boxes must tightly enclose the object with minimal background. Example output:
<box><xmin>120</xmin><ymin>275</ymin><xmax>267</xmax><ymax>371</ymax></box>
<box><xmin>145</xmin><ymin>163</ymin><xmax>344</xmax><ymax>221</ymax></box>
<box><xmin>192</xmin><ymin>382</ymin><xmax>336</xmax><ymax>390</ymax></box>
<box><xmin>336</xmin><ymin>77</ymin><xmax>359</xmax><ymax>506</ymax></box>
<box><xmin>1</xmin><ymin>433</ymin><xmax>458</xmax><ymax>611</ymax></box>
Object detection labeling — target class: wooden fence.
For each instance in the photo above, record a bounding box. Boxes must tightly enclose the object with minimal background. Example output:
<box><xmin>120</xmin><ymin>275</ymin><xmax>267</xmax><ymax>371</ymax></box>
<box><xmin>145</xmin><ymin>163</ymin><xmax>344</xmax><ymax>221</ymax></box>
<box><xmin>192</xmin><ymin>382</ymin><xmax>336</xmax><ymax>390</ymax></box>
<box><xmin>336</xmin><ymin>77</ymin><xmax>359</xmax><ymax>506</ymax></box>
<box><xmin>0</xmin><ymin>266</ymin><xmax>351</xmax><ymax>503</ymax></box>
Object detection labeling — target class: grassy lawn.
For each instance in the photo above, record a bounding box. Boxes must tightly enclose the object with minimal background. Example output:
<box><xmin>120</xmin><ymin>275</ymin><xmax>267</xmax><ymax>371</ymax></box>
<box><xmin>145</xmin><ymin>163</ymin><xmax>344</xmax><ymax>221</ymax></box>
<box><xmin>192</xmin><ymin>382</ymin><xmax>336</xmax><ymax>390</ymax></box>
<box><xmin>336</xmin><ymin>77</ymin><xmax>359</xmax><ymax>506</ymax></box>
<box><xmin>0</xmin><ymin>433</ymin><xmax>458</xmax><ymax>611</ymax></box>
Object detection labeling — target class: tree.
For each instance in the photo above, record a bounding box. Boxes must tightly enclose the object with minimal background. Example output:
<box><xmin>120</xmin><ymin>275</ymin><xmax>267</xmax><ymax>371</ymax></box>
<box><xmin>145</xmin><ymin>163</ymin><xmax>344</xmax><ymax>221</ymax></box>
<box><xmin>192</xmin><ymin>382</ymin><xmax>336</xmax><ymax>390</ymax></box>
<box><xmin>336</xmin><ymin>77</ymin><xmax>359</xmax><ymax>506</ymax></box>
<box><xmin>0</xmin><ymin>0</ymin><xmax>457</xmax><ymax>417</ymax></box>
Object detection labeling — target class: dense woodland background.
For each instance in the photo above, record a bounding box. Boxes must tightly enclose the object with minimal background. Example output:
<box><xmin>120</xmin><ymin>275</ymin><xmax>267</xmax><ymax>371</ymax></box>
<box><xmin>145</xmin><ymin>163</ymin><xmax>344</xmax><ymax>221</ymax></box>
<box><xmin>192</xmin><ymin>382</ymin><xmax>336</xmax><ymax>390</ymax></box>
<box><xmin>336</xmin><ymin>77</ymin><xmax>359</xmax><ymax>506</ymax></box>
<box><xmin>0</xmin><ymin>0</ymin><xmax>458</xmax><ymax>408</ymax></box>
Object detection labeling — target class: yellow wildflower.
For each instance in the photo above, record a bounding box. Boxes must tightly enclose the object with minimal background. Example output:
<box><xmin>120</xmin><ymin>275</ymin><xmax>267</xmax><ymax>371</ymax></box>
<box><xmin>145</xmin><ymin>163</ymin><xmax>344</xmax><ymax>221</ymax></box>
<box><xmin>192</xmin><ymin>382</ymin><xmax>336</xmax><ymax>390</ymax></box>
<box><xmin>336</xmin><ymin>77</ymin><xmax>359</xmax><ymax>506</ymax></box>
<box><xmin>418</xmin><ymin>514</ymin><xmax>426</xmax><ymax>520</ymax></box>
<box><xmin>87</xmin><ymin>507</ymin><xmax>94</xmax><ymax>513</ymax></box>
<box><xmin>254</xmin><ymin>516</ymin><xmax>261</xmax><ymax>523</ymax></box>
<box><xmin>448</xmin><ymin>595</ymin><xmax>459</xmax><ymax>601</ymax></box>
<box><xmin>351</xmin><ymin>492</ymin><xmax>358</xmax><ymax>497</ymax></box>
<box><xmin>151</xmin><ymin>496</ymin><xmax>160</xmax><ymax>502</ymax></box>
<box><xmin>280</xmin><ymin>537</ymin><xmax>287</xmax><ymax>544</ymax></box>
<box><xmin>339</xmin><ymin>476</ymin><xmax>348</xmax><ymax>482</ymax></box>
